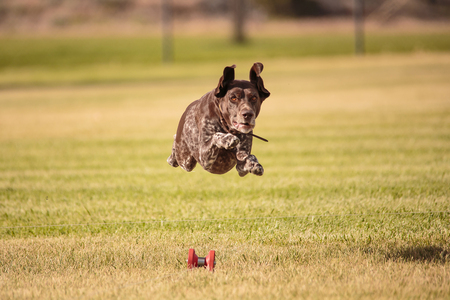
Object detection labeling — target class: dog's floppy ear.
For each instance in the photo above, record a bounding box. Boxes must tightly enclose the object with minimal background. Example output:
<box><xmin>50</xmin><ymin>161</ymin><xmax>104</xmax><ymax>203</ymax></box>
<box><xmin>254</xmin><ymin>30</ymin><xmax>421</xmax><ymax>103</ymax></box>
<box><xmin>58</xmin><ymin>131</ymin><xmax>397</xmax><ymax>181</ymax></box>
<box><xmin>215</xmin><ymin>64</ymin><xmax>236</xmax><ymax>97</ymax></box>
<box><xmin>250</xmin><ymin>62</ymin><xmax>270</xmax><ymax>100</ymax></box>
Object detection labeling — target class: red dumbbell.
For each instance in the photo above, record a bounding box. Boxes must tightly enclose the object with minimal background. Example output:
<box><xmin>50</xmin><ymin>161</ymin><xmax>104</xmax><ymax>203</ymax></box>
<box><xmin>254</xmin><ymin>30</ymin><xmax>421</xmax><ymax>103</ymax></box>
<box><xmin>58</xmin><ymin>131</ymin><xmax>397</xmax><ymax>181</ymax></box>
<box><xmin>187</xmin><ymin>248</ymin><xmax>216</xmax><ymax>271</ymax></box>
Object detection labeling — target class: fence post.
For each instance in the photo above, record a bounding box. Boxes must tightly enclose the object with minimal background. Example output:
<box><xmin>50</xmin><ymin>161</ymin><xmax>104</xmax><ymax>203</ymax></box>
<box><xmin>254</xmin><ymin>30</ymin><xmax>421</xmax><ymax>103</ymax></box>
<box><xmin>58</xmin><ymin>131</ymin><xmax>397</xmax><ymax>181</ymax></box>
<box><xmin>232</xmin><ymin>0</ymin><xmax>246</xmax><ymax>43</ymax></box>
<box><xmin>161</xmin><ymin>0</ymin><xmax>173</xmax><ymax>63</ymax></box>
<box><xmin>353</xmin><ymin>0</ymin><xmax>365</xmax><ymax>55</ymax></box>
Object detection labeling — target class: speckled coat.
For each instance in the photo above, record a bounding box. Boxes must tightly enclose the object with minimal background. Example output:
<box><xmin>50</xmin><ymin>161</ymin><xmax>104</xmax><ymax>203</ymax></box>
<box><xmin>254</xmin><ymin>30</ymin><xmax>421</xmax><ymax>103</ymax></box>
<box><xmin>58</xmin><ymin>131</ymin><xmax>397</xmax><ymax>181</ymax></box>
<box><xmin>167</xmin><ymin>63</ymin><xmax>270</xmax><ymax>176</ymax></box>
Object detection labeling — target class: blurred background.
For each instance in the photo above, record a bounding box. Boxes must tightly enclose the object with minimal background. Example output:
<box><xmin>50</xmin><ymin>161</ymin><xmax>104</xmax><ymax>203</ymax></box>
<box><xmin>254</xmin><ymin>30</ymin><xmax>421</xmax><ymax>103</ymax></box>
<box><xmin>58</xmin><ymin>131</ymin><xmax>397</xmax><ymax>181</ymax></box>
<box><xmin>1</xmin><ymin>0</ymin><xmax>450</xmax><ymax>63</ymax></box>
<box><xmin>1</xmin><ymin>0</ymin><xmax>449</xmax><ymax>36</ymax></box>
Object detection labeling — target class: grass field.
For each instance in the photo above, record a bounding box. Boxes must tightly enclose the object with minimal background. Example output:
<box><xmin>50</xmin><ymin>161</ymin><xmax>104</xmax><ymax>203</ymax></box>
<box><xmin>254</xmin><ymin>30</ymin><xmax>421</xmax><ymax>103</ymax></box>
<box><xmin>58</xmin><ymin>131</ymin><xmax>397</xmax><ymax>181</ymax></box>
<box><xmin>0</xmin><ymin>33</ymin><xmax>450</xmax><ymax>299</ymax></box>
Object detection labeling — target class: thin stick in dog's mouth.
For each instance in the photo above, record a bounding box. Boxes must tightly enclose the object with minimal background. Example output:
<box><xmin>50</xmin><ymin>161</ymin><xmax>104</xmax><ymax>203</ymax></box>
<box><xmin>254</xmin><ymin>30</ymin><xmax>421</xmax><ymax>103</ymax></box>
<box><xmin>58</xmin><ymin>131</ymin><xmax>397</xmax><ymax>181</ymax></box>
<box><xmin>248</xmin><ymin>133</ymin><xmax>268</xmax><ymax>142</ymax></box>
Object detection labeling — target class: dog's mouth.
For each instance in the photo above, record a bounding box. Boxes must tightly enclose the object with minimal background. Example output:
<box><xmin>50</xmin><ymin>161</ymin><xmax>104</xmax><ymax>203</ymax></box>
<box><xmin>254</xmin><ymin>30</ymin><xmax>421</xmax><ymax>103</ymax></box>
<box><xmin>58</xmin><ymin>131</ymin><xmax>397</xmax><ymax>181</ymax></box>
<box><xmin>232</xmin><ymin>121</ymin><xmax>255</xmax><ymax>133</ymax></box>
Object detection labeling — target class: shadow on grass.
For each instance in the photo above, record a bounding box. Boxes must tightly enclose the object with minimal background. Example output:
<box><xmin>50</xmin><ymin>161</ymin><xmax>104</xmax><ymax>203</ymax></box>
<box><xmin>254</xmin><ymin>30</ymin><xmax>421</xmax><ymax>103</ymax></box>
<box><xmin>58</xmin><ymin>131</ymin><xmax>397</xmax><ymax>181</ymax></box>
<box><xmin>385</xmin><ymin>245</ymin><xmax>449</xmax><ymax>263</ymax></box>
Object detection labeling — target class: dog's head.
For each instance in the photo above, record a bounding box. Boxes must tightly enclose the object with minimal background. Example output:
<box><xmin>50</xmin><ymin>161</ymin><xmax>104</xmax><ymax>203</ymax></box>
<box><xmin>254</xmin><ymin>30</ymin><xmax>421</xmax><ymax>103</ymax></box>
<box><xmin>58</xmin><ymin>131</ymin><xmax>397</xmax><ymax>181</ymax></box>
<box><xmin>214</xmin><ymin>63</ymin><xmax>270</xmax><ymax>134</ymax></box>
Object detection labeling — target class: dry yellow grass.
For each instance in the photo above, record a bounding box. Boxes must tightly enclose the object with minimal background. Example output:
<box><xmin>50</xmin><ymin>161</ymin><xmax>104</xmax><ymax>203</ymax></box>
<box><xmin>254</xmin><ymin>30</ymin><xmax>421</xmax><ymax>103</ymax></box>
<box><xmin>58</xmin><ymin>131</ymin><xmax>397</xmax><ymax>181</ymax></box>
<box><xmin>1</xmin><ymin>234</ymin><xmax>449</xmax><ymax>299</ymax></box>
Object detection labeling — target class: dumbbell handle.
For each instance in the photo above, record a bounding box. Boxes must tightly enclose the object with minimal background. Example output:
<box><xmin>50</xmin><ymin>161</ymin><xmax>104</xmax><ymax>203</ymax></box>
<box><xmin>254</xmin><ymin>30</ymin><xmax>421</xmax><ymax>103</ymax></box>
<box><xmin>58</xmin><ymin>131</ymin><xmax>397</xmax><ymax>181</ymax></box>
<box><xmin>186</xmin><ymin>257</ymin><xmax>216</xmax><ymax>266</ymax></box>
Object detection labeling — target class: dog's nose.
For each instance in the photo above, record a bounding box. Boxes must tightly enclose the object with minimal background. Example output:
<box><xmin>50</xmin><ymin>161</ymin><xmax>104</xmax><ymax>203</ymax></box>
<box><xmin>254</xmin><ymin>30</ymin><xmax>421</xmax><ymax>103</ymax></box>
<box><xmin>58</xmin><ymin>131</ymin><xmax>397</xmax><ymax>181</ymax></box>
<box><xmin>241</xmin><ymin>110</ymin><xmax>254</xmax><ymax>119</ymax></box>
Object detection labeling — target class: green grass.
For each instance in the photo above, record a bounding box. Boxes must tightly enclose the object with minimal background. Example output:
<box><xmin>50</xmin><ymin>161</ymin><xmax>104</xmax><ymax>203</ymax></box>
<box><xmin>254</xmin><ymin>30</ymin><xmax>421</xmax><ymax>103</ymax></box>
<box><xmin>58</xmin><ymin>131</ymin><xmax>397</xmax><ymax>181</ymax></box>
<box><xmin>0</xmin><ymin>46</ymin><xmax>450</xmax><ymax>298</ymax></box>
<box><xmin>2</xmin><ymin>33</ymin><xmax>450</xmax><ymax>69</ymax></box>
<box><xmin>0</xmin><ymin>32</ymin><xmax>450</xmax><ymax>88</ymax></box>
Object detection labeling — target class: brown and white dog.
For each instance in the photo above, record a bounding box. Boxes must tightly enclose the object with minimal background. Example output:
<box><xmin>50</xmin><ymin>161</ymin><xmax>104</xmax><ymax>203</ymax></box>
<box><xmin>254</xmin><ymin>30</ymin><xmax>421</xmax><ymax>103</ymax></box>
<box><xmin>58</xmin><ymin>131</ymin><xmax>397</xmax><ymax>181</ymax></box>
<box><xmin>167</xmin><ymin>62</ymin><xmax>270</xmax><ymax>176</ymax></box>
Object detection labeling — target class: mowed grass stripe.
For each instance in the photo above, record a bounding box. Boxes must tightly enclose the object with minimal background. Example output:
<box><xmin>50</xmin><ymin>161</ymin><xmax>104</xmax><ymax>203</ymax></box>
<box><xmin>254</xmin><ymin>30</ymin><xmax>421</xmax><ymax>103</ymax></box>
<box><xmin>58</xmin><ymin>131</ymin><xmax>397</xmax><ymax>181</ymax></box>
<box><xmin>0</xmin><ymin>32</ymin><xmax>450</xmax><ymax>88</ymax></box>
<box><xmin>1</xmin><ymin>33</ymin><xmax>450</xmax><ymax>68</ymax></box>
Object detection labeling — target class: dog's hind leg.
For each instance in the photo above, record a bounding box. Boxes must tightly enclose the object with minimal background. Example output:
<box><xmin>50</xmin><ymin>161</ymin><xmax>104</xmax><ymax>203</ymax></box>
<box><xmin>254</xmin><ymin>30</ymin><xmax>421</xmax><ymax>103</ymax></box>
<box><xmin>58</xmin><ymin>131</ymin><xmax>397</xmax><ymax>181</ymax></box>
<box><xmin>167</xmin><ymin>135</ymin><xmax>179</xmax><ymax>168</ymax></box>
<box><xmin>179</xmin><ymin>155</ymin><xmax>197</xmax><ymax>172</ymax></box>
<box><xmin>169</xmin><ymin>135</ymin><xmax>198</xmax><ymax>172</ymax></box>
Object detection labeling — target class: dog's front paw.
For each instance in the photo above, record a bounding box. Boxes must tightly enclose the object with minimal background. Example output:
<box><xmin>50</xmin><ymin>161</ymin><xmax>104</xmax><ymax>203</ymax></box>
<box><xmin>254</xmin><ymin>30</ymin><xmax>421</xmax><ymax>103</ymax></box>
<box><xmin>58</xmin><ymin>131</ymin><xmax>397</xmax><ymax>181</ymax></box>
<box><xmin>236</xmin><ymin>155</ymin><xmax>264</xmax><ymax>177</ymax></box>
<box><xmin>250</xmin><ymin>162</ymin><xmax>264</xmax><ymax>176</ymax></box>
<box><xmin>215</xmin><ymin>133</ymin><xmax>240</xmax><ymax>150</ymax></box>
<box><xmin>224</xmin><ymin>134</ymin><xmax>240</xmax><ymax>149</ymax></box>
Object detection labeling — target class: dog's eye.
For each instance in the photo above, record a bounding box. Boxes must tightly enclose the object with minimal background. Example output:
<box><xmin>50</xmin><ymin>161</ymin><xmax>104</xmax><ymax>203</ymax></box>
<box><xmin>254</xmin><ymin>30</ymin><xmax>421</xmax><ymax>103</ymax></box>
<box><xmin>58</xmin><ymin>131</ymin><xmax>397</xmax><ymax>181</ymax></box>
<box><xmin>250</xmin><ymin>96</ymin><xmax>257</xmax><ymax>102</ymax></box>
<box><xmin>230</xmin><ymin>96</ymin><xmax>238</xmax><ymax>102</ymax></box>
